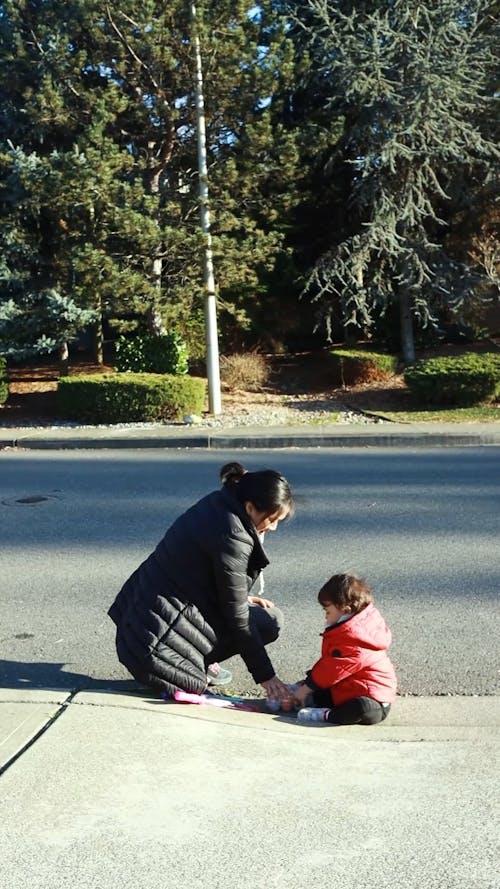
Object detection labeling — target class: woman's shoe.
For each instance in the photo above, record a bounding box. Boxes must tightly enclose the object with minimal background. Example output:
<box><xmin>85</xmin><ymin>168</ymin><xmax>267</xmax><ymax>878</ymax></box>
<box><xmin>206</xmin><ymin>663</ymin><xmax>233</xmax><ymax>686</ymax></box>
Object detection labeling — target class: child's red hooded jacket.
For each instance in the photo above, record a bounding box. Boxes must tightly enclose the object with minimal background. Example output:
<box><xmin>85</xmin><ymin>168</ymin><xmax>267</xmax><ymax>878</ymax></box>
<box><xmin>307</xmin><ymin>603</ymin><xmax>397</xmax><ymax>706</ymax></box>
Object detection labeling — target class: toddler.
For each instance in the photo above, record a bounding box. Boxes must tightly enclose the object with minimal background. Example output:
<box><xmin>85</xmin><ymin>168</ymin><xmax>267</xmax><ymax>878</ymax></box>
<box><xmin>293</xmin><ymin>573</ymin><xmax>397</xmax><ymax>724</ymax></box>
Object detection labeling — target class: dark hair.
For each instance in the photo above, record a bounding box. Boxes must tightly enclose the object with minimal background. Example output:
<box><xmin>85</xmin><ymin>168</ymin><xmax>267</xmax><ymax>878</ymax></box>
<box><xmin>220</xmin><ymin>461</ymin><xmax>294</xmax><ymax>518</ymax></box>
<box><xmin>317</xmin><ymin>573</ymin><xmax>372</xmax><ymax>614</ymax></box>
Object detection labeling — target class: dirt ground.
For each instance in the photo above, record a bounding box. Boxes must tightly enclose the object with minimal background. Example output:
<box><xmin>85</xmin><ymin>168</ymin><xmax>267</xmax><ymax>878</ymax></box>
<box><xmin>1</xmin><ymin>350</ymin><xmax>412</xmax><ymax>424</ymax></box>
<box><xmin>2</xmin><ymin>342</ymin><xmax>498</xmax><ymax>424</ymax></box>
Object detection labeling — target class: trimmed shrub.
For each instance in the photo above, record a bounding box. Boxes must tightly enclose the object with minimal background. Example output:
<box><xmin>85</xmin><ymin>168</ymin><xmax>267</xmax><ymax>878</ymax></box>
<box><xmin>0</xmin><ymin>356</ymin><xmax>7</xmax><ymax>404</ymax></box>
<box><xmin>328</xmin><ymin>348</ymin><xmax>399</xmax><ymax>386</ymax></box>
<box><xmin>114</xmin><ymin>333</ymin><xmax>189</xmax><ymax>375</ymax></box>
<box><xmin>404</xmin><ymin>353</ymin><xmax>500</xmax><ymax>406</ymax></box>
<box><xmin>219</xmin><ymin>352</ymin><xmax>270</xmax><ymax>391</ymax></box>
<box><xmin>57</xmin><ymin>373</ymin><xmax>206</xmax><ymax>423</ymax></box>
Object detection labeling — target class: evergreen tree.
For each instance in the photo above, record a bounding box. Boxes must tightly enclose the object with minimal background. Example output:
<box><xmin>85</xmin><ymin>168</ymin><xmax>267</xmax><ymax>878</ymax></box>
<box><xmin>0</xmin><ymin>1</ymin><xmax>301</xmax><ymax>364</ymax></box>
<box><xmin>290</xmin><ymin>0</ymin><xmax>499</xmax><ymax>361</ymax></box>
<box><xmin>0</xmin><ymin>1</ymin><xmax>198</xmax><ymax>361</ymax></box>
<box><xmin>166</xmin><ymin>1</ymin><xmax>301</xmax><ymax>352</ymax></box>
<box><xmin>0</xmin><ymin>287</ymin><xmax>97</xmax><ymax>361</ymax></box>
<box><xmin>263</xmin><ymin>0</ymin><xmax>348</xmax><ymax>347</ymax></box>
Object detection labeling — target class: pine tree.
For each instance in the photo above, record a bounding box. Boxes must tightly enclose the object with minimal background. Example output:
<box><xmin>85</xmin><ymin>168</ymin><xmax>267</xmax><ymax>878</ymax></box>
<box><xmin>198</xmin><ymin>1</ymin><xmax>301</xmax><ymax>349</ymax></box>
<box><xmin>0</xmin><ymin>1</ymin><xmax>198</xmax><ymax>361</ymax></box>
<box><xmin>0</xmin><ymin>287</ymin><xmax>97</xmax><ymax>362</ymax></box>
<box><xmin>0</xmin><ymin>1</ymin><xmax>301</xmax><ymax>364</ymax></box>
<box><xmin>290</xmin><ymin>0</ymin><xmax>499</xmax><ymax>361</ymax></box>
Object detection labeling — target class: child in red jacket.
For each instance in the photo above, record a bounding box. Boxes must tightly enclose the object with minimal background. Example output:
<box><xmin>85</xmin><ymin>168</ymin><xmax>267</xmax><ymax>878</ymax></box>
<box><xmin>293</xmin><ymin>573</ymin><xmax>397</xmax><ymax>724</ymax></box>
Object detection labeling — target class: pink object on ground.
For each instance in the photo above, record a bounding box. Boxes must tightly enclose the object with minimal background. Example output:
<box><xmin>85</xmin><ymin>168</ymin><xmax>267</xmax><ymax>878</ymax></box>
<box><xmin>173</xmin><ymin>690</ymin><xmax>260</xmax><ymax>712</ymax></box>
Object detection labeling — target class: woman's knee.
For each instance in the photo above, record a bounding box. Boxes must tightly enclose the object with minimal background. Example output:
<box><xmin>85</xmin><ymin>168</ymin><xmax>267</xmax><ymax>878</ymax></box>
<box><xmin>269</xmin><ymin>604</ymin><xmax>284</xmax><ymax>638</ymax></box>
<box><xmin>249</xmin><ymin>603</ymin><xmax>284</xmax><ymax>644</ymax></box>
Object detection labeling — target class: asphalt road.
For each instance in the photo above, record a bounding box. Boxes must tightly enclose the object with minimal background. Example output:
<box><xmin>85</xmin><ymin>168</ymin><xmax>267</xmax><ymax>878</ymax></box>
<box><xmin>1</xmin><ymin>447</ymin><xmax>499</xmax><ymax>696</ymax></box>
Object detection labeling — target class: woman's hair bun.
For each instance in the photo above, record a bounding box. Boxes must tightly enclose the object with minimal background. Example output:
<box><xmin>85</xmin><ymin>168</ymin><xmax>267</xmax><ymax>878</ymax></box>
<box><xmin>219</xmin><ymin>461</ymin><xmax>248</xmax><ymax>485</ymax></box>
<box><xmin>219</xmin><ymin>463</ymin><xmax>294</xmax><ymax>518</ymax></box>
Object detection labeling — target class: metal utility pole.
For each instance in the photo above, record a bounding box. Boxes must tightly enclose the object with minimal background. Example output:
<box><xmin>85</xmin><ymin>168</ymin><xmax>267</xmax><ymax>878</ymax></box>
<box><xmin>190</xmin><ymin>1</ymin><xmax>222</xmax><ymax>415</ymax></box>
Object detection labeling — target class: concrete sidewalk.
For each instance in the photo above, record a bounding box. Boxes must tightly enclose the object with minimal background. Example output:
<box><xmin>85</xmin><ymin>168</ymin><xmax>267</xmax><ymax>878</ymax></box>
<box><xmin>1</xmin><ymin>420</ymin><xmax>500</xmax><ymax>450</ymax></box>
<box><xmin>1</xmin><ymin>689</ymin><xmax>499</xmax><ymax>889</ymax></box>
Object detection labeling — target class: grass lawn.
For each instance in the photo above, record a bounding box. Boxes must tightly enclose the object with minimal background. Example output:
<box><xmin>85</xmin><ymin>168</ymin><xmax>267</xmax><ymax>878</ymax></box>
<box><xmin>369</xmin><ymin>406</ymin><xmax>500</xmax><ymax>423</ymax></box>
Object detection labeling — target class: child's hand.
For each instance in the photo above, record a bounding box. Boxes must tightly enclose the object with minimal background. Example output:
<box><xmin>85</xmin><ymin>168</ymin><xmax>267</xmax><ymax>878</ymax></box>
<box><xmin>292</xmin><ymin>683</ymin><xmax>311</xmax><ymax>706</ymax></box>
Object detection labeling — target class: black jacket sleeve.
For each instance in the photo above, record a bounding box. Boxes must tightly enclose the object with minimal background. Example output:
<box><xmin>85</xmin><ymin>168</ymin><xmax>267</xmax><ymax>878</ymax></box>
<box><xmin>211</xmin><ymin>528</ymin><xmax>275</xmax><ymax>684</ymax></box>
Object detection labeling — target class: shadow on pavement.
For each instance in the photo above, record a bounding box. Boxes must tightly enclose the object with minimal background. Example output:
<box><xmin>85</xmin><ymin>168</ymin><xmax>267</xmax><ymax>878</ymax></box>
<box><xmin>0</xmin><ymin>659</ymin><xmax>142</xmax><ymax>693</ymax></box>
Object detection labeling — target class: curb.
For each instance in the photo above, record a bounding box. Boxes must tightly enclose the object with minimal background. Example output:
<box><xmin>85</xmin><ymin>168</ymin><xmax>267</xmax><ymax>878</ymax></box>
<box><xmin>208</xmin><ymin>431</ymin><xmax>500</xmax><ymax>449</ymax></box>
<box><xmin>2</xmin><ymin>428</ymin><xmax>500</xmax><ymax>450</ymax></box>
<box><xmin>0</xmin><ymin>434</ymin><xmax>209</xmax><ymax>450</ymax></box>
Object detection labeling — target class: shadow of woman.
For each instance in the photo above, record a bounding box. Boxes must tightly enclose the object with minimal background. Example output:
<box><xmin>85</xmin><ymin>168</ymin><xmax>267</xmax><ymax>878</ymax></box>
<box><xmin>0</xmin><ymin>659</ymin><xmax>145</xmax><ymax>693</ymax></box>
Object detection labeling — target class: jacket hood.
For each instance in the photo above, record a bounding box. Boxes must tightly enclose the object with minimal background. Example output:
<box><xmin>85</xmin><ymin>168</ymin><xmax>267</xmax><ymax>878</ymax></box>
<box><xmin>323</xmin><ymin>602</ymin><xmax>392</xmax><ymax>652</ymax></box>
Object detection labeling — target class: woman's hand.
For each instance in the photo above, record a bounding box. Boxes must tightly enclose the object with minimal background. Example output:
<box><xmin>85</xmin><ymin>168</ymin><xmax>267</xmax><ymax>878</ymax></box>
<box><xmin>248</xmin><ymin>595</ymin><xmax>274</xmax><ymax>609</ymax></box>
<box><xmin>292</xmin><ymin>682</ymin><xmax>311</xmax><ymax>706</ymax></box>
<box><xmin>261</xmin><ymin>675</ymin><xmax>290</xmax><ymax>701</ymax></box>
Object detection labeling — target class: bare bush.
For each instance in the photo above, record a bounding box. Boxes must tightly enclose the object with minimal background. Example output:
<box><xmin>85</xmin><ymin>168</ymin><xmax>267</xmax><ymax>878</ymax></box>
<box><xmin>219</xmin><ymin>352</ymin><xmax>270</xmax><ymax>391</ymax></box>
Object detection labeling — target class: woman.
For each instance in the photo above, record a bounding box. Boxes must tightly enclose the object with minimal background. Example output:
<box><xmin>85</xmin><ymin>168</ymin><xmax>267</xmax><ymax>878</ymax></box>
<box><xmin>108</xmin><ymin>461</ymin><xmax>294</xmax><ymax>702</ymax></box>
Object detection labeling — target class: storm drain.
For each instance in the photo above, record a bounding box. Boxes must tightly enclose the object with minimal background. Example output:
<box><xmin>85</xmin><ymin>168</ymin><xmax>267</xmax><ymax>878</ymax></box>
<box><xmin>2</xmin><ymin>493</ymin><xmax>62</xmax><ymax>506</ymax></box>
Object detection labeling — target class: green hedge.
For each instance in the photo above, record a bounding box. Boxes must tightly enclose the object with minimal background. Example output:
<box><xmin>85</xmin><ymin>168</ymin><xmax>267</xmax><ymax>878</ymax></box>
<box><xmin>114</xmin><ymin>333</ymin><xmax>189</xmax><ymax>375</ymax></box>
<box><xmin>0</xmin><ymin>356</ymin><xmax>7</xmax><ymax>405</ymax></box>
<box><xmin>328</xmin><ymin>348</ymin><xmax>399</xmax><ymax>386</ymax></box>
<box><xmin>404</xmin><ymin>353</ymin><xmax>500</xmax><ymax>406</ymax></box>
<box><xmin>57</xmin><ymin>373</ymin><xmax>206</xmax><ymax>423</ymax></box>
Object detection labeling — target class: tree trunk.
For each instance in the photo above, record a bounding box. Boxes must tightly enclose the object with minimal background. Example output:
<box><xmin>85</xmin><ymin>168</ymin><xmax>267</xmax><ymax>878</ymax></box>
<box><xmin>93</xmin><ymin>319</ymin><xmax>104</xmax><ymax>365</ymax></box>
<box><xmin>58</xmin><ymin>341</ymin><xmax>69</xmax><ymax>376</ymax></box>
<box><xmin>343</xmin><ymin>323</ymin><xmax>358</xmax><ymax>346</ymax></box>
<box><xmin>399</xmin><ymin>289</ymin><xmax>415</xmax><ymax>364</ymax></box>
<box><xmin>343</xmin><ymin>262</ymin><xmax>364</xmax><ymax>344</ymax></box>
<box><xmin>146</xmin><ymin>298</ymin><xmax>166</xmax><ymax>336</ymax></box>
<box><xmin>145</xmin><ymin>120</ymin><xmax>175</xmax><ymax>338</ymax></box>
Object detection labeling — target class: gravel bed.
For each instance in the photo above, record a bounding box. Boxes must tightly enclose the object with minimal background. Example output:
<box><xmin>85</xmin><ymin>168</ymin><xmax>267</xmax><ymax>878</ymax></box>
<box><xmin>0</xmin><ymin>401</ymin><xmax>388</xmax><ymax>430</ymax></box>
<box><xmin>196</xmin><ymin>403</ymin><xmax>387</xmax><ymax>428</ymax></box>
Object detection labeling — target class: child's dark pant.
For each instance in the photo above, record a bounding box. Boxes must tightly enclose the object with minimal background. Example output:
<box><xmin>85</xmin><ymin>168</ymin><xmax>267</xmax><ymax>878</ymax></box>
<box><xmin>312</xmin><ymin>689</ymin><xmax>391</xmax><ymax>725</ymax></box>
